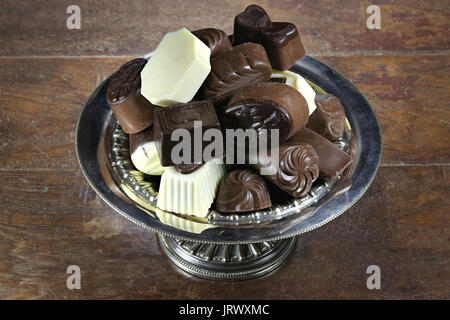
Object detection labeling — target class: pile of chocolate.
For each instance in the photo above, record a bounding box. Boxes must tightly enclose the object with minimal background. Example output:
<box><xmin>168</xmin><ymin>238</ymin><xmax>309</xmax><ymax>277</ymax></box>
<box><xmin>103</xmin><ymin>5</ymin><xmax>352</xmax><ymax>219</ymax></box>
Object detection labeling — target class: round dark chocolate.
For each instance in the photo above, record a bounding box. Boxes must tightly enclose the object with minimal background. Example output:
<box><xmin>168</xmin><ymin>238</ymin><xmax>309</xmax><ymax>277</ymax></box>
<box><xmin>224</xmin><ymin>82</ymin><xmax>309</xmax><ymax>143</ymax></box>
<box><xmin>223</xmin><ymin>98</ymin><xmax>292</xmax><ymax>144</ymax></box>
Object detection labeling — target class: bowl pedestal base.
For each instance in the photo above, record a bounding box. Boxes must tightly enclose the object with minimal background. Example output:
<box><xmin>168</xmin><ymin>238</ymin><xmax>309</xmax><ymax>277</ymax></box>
<box><xmin>158</xmin><ymin>234</ymin><xmax>297</xmax><ymax>280</ymax></box>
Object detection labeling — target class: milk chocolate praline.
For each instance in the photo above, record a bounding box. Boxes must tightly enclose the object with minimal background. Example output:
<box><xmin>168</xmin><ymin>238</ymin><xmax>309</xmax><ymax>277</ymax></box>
<box><xmin>216</xmin><ymin>170</ymin><xmax>272</xmax><ymax>212</ymax></box>
<box><xmin>223</xmin><ymin>82</ymin><xmax>309</xmax><ymax>143</ymax></box>
<box><xmin>200</xmin><ymin>42</ymin><xmax>272</xmax><ymax>103</ymax></box>
<box><xmin>234</xmin><ymin>5</ymin><xmax>305</xmax><ymax>70</ymax></box>
<box><xmin>250</xmin><ymin>142</ymin><xmax>319</xmax><ymax>198</ymax></box>
<box><xmin>289</xmin><ymin>128</ymin><xmax>352</xmax><ymax>179</ymax></box>
<box><xmin>153</xmin><ymin>100</ymin><xmax>222</xmax><ymax>166</ymax></box>
<box><xmin>107</xmin><ymin>58</ymin><xmax>155</xmax><ymax>134</ymax></box>
<box><xmin>192</xmin><ymin>28</ymin><xmax>232</xmax><ymax>57</ymax></box>
<box><xmin>261</xmin><ymin>22</ymin><xmax>305</xmax><ymax>70</ymax></box>
<box><xmin>233</xmin><ymin>5</ymin><xmax>272</xmax><ymax>45</ymax></box>
<box><xmin>306</xmin><ymin>94</ymin><xmax>346</xmax><ymax>141</ymax></box>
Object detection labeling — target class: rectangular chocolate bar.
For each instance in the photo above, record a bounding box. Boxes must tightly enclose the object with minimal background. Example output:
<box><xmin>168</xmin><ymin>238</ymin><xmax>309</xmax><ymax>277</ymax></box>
<box><xmin>289</xmin><ymin>128</ymin><xmax>351</xmax><ymax>178</ymax></box>
<box><xmin>153</xmin><ymin>100</ymin><xmax>222</xmax><ymax>166</ymax></box>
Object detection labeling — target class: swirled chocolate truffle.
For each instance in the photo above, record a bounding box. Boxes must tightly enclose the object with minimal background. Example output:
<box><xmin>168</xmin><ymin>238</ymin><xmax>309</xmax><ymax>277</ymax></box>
<box><xmin>192</xmin><ymin>28</ymin><xmax>232</xmax><ymax>57</ymax></box>
<box><xmin>216</xmin><ymin>170</ymin><xmax>272</xmax><ymax>212</ymax></box>
<box><xmin>107</xmin><ymin>58</ymin><xmax>155</xmax><ymax>134</ymax></box>
<box><xmin>251</xmin><ymin>143</ymin><xmax>319</xmax><ymax>198</ymax></box>
<box><xmin>306</xmin><ymin>94</ymin><xmax>346</xmax><ymax>141</ymax></box>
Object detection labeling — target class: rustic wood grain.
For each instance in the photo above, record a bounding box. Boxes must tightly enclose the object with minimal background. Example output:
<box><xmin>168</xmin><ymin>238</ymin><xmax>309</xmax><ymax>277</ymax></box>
<box><xmin>0</xmin><ymin>166</ymin><xmax>448</xmax><ymax>299</ymax></box>
<box><xmin>320</xmin><ymin>54</ymin><xmax>450</xmax><ymax>165</ymax></box>
<box><xmin>0</xmin><ymin>0</ymin><xmax>448</xmax><ymax>300</ymax></box>
<box><xmin>0</xmin><ymin>0</ymin><xmax>448</xmax><ymax>57</ymax></box>
<box><xmin>0</xmin><ymin>55</ymin><xmax>448</xmax><ymax>170</ymax></box>
<box><xmin>0</xmin><ymin>57</ymin><xmax>130</xmax><ymax>170</ymax></box>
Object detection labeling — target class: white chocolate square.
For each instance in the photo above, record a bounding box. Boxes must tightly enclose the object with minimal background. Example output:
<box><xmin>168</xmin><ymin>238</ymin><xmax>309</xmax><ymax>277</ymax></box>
<box><xmin>140</xmin><ymin>27</ymin><xmax>211</xmax><ymax>106</ymax></box>
<box><xmin>157</xmin><ymin>159</ymin><xmax>226</xmax><ymax>218</ymax></box>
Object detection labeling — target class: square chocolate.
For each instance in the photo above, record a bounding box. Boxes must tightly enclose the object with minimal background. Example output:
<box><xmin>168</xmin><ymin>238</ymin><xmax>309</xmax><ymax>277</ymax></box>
<box><xmin>153</xmin><ymin>100</ymin><xmax>222</xmax><ymax>166</ymax></box>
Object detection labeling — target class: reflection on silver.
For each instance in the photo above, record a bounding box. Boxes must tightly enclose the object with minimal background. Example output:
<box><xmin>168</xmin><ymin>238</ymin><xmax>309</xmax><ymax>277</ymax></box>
<box><xmin>76</xmin><ymin>54</ymin><xmax>381</xmax><ymax>246</ymax></box>
<box><xmin>76</xmin><ymin>53</ymin><xmax>381</xmax><ymax>280</ymax></box>
<box><xmin>158</xmin><ymin>234</ymin><xmax>296</xmax><ymax>280</ymax></box>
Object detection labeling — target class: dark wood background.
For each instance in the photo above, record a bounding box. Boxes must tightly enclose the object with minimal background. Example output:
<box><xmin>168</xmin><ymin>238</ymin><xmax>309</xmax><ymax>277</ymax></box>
<box><xmin>0</xmin><ymin>0</ymin><xmax>448</xmax><ymax>299</ymax></box>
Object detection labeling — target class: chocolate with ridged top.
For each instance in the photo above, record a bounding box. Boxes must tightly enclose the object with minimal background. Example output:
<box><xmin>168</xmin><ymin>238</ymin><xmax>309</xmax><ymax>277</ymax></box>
<box><xmin>251</xmin><ymin>142</ymin><xmax>319</xmax><ymax>198</ymax></box>
<box><xmin>261</xmin><ymin>22</ymin><xmax>305</xmax><ymax>70</ymax></box>
<box><xmin>200</xmin><ymin>42</ymin><xmax>272</xmax><ymax>103</ymax></box>
<box><xmin>306</xmin><ymin>94</ymin><xmax>346</xmax><ymax>141</ymax></box>
<box><xmin>223</xmin><ymin>82</ymin><xmax>309</xmax><ymax>144</ymax></box>
<box><xmin>289</xmin><ymin>128</ymin><xmax>352</xmax><ymax>179</ymax></box>
<box><xmin>233</xmin><ymin>5</ymin><xmax>272</xmax><ymax>45</ymax></box>
<box><xmin>216</xmin><ymin>170</ymin><xmax>272</xmax><ymax>212</ymax></box>
<box><xmin>192</xmin><ymin>28</ymin><xmax>232</xmax><ymax>57</ymax></box>
<box><xmin>107</xmin><ymin>58</ymin><xmax>155</xmax><ymax>134</ymax></box>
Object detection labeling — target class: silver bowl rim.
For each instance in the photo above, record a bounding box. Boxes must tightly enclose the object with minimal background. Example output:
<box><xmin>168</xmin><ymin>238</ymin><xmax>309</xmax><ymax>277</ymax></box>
<box><xmin>75</xmin><ymin>55</ymin><xmax>382</xmax><ymax>244</ymax></box>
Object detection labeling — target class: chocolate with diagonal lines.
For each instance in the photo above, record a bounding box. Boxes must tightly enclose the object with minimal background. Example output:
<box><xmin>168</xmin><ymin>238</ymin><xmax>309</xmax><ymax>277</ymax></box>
<box><xmin>200</xmin><ymin>42</ymin><xmax>272</xmax><ymax>103</ymax></box>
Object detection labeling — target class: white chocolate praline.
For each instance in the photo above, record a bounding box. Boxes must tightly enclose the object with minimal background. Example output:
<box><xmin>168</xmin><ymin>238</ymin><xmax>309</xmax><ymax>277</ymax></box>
<box><xmin>131</xmin><ymin>141</ymin><xmax>165</xmax><ymax>175</ymax></box>
<box><xmin>140</xmin><ymin>27</ymin><xmax>211</xmax><ymax>106</ymax></box>
<box><xmin>157</xmin><ymin>158</ymin><xmax>226</xmax><ymax>218</ymax></box>
<box><xmin>271</xmin><ymin>70</ymin><xmax>317</xmax><ymax>115</ymax></box>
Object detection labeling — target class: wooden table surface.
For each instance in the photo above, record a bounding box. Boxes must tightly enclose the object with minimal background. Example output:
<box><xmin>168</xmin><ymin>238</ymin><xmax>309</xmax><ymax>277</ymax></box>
<box><xmin>0</xmin><ymin>0</ymin><xmax>449</xmax><ymax>299</ymax></box>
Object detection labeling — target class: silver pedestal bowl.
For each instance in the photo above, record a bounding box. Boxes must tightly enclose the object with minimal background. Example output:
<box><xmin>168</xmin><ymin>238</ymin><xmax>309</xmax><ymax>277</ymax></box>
<box><xmin>76</xmin><ymin>55</ymin><xmax>382</xmax><ymax>280</ymax></box>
